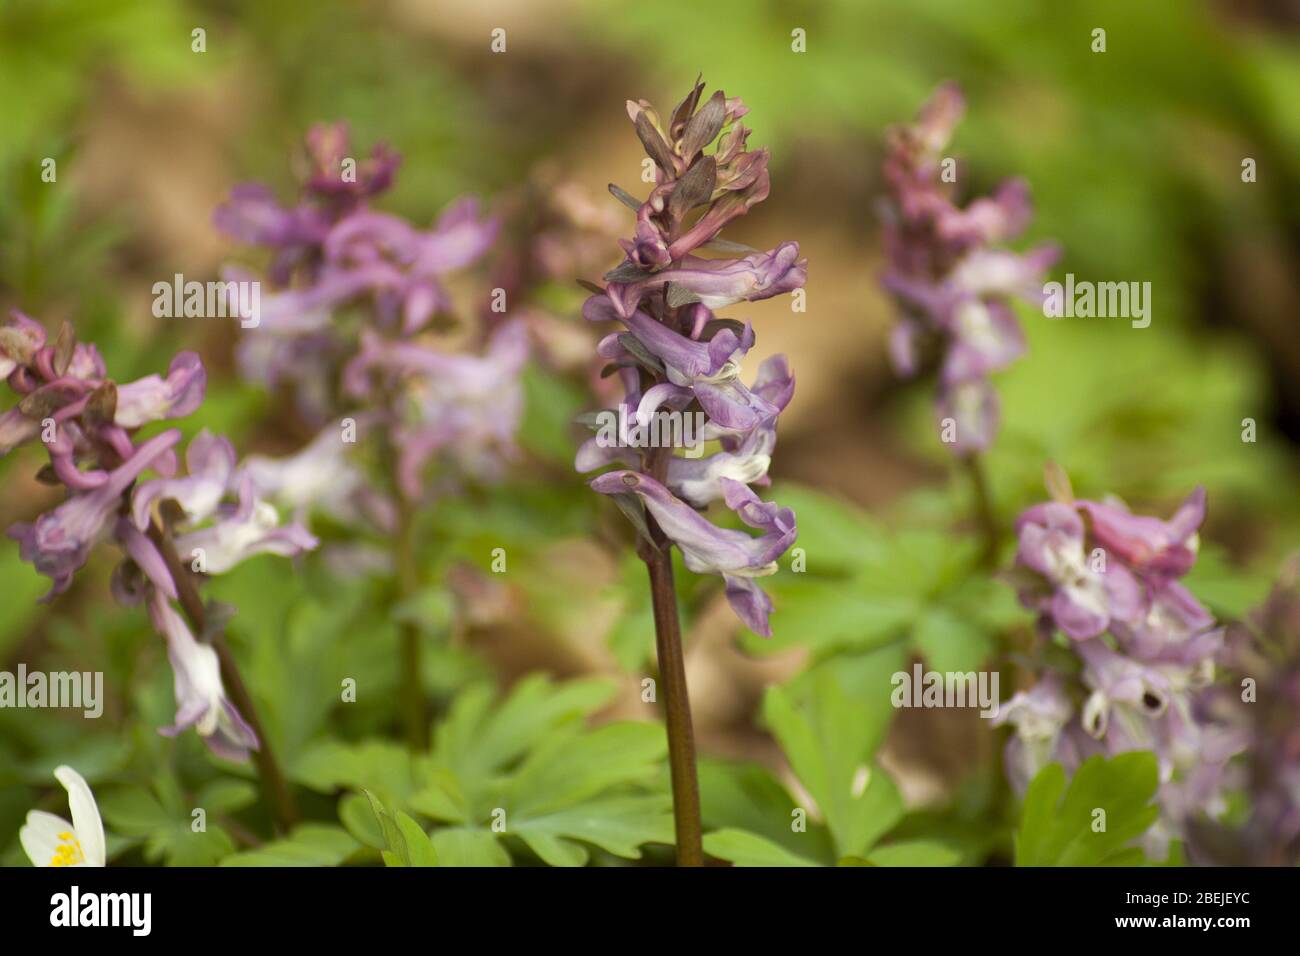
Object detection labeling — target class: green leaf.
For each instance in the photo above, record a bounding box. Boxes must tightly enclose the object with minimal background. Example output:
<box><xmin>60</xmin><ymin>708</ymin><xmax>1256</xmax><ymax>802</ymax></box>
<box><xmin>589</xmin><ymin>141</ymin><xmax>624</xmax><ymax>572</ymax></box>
<box><xmin>432</xmin><ymin>676</ymin><xmax>616</xmax><ymax>787</ymax></box>
<box><xmin>866</xmin><ymin>840</ymin><xmax>962</xmax><ymax>867</ymax></box>
<box><xmin>97</xmin><ymin>786</ymin><xmax>233</xmax><ymax>867</ymax></box>
<box><xmin>1014</xmin><ymin>753</ymin><xmax>1161</xmax><ymax>866</ymax></box>
<box><xmin>703</xmin><ymin>829</ymin><xmax>821</xmax><ymax>867</ymax></box>
<box><xmin>511</xmin><ymin>794</ymin><xmax>674</xmax><ymax>866</ymax></box>
<box><xmin>194</xmin><ymin>779</ymin><xmax>258</xmax><ymax>816</ymax></box>
<box><xmin>430</xmin><ymin>828</ymin><xmax>511</xmax><ymax>867</ymax></box>
<box><xmin>762</xmin><ymin>672</ymin><xmax>904</xmax><ymax>860</ymax></box>
<box><xmin>912</xmin><ymin>606</ymin><xmax>993</xmax><ymax>674</ymax></box>
<box><xmin>362</xmin><ymin>789</ymin><xmax>413</xmax><ymax>866</ymax></box>
<box><xmin>506</xmin><ymin>722</ymin><xmax>666</xmax><ymax>818</ymax></box>
<box><xmin>220</xmin><ymin>825</ymin><xmax>359</xmax><ymax>867</ymax></box>
<box><xmin>395</xmin><ymin>812</ymin><xmax>439</xmax><ymax>867</ymax></box>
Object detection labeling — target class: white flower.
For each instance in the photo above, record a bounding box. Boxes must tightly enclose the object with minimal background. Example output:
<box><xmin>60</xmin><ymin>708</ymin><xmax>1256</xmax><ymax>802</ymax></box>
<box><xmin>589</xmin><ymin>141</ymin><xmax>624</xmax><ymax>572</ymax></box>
<box><xmin>19</xmin><ymin>765</ymin><xmax>106</xmax><ymax>867</ymax></box>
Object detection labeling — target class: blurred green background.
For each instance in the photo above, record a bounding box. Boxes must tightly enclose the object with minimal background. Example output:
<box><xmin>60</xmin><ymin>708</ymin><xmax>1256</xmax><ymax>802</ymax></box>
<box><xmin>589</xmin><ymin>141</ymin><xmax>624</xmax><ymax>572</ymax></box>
<box><xmin>1</xmin><ymin>0</ymin><xmax>1298</xmax><ymax>865</ymax></box>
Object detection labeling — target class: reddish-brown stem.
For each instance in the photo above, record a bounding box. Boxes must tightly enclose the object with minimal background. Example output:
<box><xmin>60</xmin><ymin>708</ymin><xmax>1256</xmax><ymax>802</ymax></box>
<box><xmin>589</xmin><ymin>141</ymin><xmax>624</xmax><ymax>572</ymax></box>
<box><xmin>638</xmin><ymin>445</ymin><xmax>704</xmax><ymax>867</ymax></box>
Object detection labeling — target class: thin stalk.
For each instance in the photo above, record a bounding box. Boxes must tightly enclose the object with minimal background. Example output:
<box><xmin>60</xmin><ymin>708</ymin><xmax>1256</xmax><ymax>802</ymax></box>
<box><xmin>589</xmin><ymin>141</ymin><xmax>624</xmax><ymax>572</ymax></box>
<box><xmin>147</xmin><ymin>518</ymin><xmax>298</xmax><ymax>833</ymax></box>
<box><xmin>639</xmin><ymin>445</ymin><xmax>704</xmax><ymax>867</ymax></box>
<box><xmin>964</xmin><ymin>454</ymin><xmax>999</xmax><ymax>568</ymax></box>
<box><xmin>394</xmin><ymin>492</ymin><xmax>428</xmax><ymax>751</ymax></box>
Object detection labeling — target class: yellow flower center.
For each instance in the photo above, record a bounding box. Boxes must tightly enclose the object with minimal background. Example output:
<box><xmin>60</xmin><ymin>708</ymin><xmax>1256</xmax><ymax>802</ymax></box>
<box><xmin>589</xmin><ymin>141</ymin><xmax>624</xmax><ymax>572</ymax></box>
<box><xmin>49</xmin><ymin>832</ymin><xmax>84</xmax><ymax>867</ymax></box>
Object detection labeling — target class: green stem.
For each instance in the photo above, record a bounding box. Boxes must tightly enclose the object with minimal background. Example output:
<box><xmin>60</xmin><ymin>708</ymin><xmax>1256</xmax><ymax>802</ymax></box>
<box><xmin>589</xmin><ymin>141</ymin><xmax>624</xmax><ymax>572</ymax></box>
<box><xmin>148</xmin><ymin>519</ymin><xmax>298</xmax><ymax>833</ymax></box>
<box><xmin>964</xmin><ymin>454</ymin><xmax>999</xmax><ymax>568</ymax></box>
<box><xmin>394</xmin><ymin>493</ymin><xmax>428</xmax><ymax>751</ymax></box>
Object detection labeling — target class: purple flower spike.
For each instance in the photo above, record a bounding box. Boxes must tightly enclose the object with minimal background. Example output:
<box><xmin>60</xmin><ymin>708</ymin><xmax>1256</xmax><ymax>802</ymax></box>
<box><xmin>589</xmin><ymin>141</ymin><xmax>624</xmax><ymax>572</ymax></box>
<box><xmin>579</xmin><ymin>81</ymin><xmax>801</xmax><ymax>636</ymax></box>
<box><xmin>1000</xmin><ymin>467</ymin><xmax>1236</xmax><ymax>859</ymax></box>
<box><xmin>881</xmin><ymin>83</ymin><xmax>1058</xmax><ymax>456</ymax></box>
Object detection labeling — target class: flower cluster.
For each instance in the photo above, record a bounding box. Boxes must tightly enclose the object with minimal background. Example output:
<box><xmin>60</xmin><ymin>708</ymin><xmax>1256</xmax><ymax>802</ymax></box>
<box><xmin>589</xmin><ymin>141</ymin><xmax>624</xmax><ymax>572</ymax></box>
<box><xmin>215</xmin><ymin>123</ymin><xmax>526</xmax><ymax>513</ymax></box>
<box><xmin>577</xmin><ymin>81</ymin><xmax>803</xmax><ymax>636</ymax></box>
<box><xmin>0</xmin><ymin>311</ymin><xmax>315</xmax><ymax>760</ymax></box>
<box><xmin>997</xmin><ymin>467</ymin><xmax>1245</xmax><ymax>857</ymax></box>
<box><xmin>880</xmin><ymin>83</ymin><xmax>1059</xmax><ymax>456</ymax></box>
<box><xmin>1189</xmin><ymin>557</ymin><xmax>1300</xmax><ymax>865</ymax></box>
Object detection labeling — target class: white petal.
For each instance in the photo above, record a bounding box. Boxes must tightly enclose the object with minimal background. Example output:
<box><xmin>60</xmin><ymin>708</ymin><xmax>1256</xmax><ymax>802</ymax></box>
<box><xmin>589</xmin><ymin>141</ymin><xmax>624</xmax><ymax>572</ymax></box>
<box><xmin>55</xmin><ymin>765</ymin><xmax>106</xmax><ymax>867</ymax></box>
<box><xmin>19</xmin><ymin>811</ymin><xmax>73</xmax><ymax>867</ymax></box>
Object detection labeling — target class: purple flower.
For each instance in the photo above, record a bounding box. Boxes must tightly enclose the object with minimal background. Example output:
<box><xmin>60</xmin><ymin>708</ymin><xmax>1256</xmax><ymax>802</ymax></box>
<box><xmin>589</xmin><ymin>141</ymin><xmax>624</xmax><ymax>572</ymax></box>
<box><xmin>302</xmin><ymin>122</ymin><xmax>400</xmax><ymax>202</ymax></box>
<box><xmin>212</xmin><ymin>183</ymin><xmax>331</xmax><ymax>249</ymax></box>
<box><xmin>114</xmin><ymin>352</ymin><xmax>207</xmax><ymax>428</ymax></box>
<box><xmin>132</xmin><ymin>429</ymin><xmax>238</xmax><ymax>529</ymax></box>
<box><xmin>1077</xmin><ymin>487</ymin><xmax>1206</xmax><ymax>580</ymax></box>
<box><xmin>343</xmin><ymin>319</ymin><xmax>528</xmax><ymax>498</ymax></box>
<box><xmin>147</xmin><ymin>589</ymin><xmax>259</xmax><ymax>762</ymax></box>
<box><xmin>606</xmin><ymin>243</ymin><xmax>806</xmax><ymax>319</ymax></box>
<box><xmin>1011</xmin><ymin>500</ymin><xmax>1143</xmax><ymax>639</ymax></box>
<box><xmin>881</xmin><ymin>84</ymin><xmax>1058</xmax><ymax>457</ymax></box>
<box><xmin>584</xmin><ymin>295</ymin><xmax>780</xmax><ymax>433</ymax></box>
<box><xmin>590</xmin><ymin>471</ymin><xmax>795</xmax><ymax>636</ymax></box>
<box><xmin>1000</xmin><ymin>468</ymin><xmax>1238</xmax><ymax>859</ymax></box>
<box><xmin>171</xmin><ymin>475</ymin><xmax>318</xmax><ymax>575</ymax></box>
<box><xmin>9</xmin><ymin>430</ymin><xmax>182</xmax><ymax>599</ymax></box>
<box><xmin>217</xmin><ymin>126</ymin><xmax>519</xmax><ymax>515</ymax></box>
<box><xmin>578</xmin><ymin>82</ymin><xmax>802</xmax><ymax>636</ymax></box>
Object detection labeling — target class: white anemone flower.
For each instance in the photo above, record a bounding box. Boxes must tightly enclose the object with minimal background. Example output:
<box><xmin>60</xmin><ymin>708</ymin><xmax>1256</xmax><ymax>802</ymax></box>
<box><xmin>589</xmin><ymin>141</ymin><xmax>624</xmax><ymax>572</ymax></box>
<box><xmin>19</xmin><ymin>765</ymin><xmax>106</xmax><ymax>867</ymax></box>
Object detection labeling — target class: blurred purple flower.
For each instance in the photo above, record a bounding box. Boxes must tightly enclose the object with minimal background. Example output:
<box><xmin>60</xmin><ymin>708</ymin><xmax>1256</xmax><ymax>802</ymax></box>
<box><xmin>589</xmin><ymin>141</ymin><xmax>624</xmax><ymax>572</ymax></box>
<box><xmin>147</xmin><ymin>590</ymin><xmax>259</xmax><ymax>762</ymax></box>
<box><xmin>999</xmin><ymin>468</ymin><xmax>1242</xmax><ymax>859</ymax></box>
<box><xmin>880</xmin><ymin>83</ymin><xmax>1059</xmax><ymax>457</ymax></box>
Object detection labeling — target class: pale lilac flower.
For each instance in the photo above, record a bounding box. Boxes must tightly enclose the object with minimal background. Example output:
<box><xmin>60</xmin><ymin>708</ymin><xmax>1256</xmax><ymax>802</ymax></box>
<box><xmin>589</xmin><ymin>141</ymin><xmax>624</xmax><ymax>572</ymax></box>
<box><xmin>590</xmin><ymin>471</ymin><xmax>795</xmax><ymax>636</ymax></box>
<box><xmin>1187</xmin><ymin>557</ymin><xmax>1300</xmax><ymax>864</ymax></box>
<box><xmin>243</xmin><ymin>421</ymin><xmax>369</xmax><ymax>522</ymax></box>
<box><xmin>605</xmin><ymin>243</ymin><xmax>807</xmax><ymax>319</ymax></box>
<box><xmin>171</xmin><ymin>476</ymin><xmax>318</xmax><ymax>575</ymax></box>
<box><xmin>147</xmin><ymin>590</ymin><xmax>259</xmax><ymax>762</ymax></box>
<box><xmin>132</xmin><ymin>429</ymin><xmax>238</xmax><ymax>529</ymax></box>
<box><xmin>992</xmin><ymin>674</ymin><xmax>1075</xmax><ymax>793</ymax></box>
<box><xmin>112</xmin><ymin>352</ymin><xmax>207</xmax><ymax>428</ymax></box>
